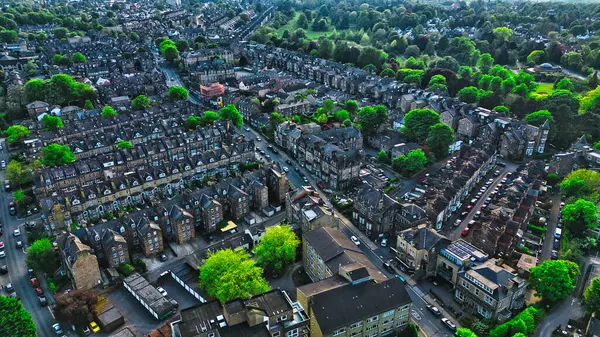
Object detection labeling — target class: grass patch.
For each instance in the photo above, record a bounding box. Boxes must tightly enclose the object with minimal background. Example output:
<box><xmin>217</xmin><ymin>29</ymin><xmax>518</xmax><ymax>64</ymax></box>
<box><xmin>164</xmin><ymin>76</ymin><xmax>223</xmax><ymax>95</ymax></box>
<box><xmin>536</xmin><ymin>82</ymin><xmax>554</xmax><ymax>94</ymax></box>
<box><xmin>276</xmin><ymin>13</ymin><xmax>350</xmax><ymax>39</ymax></box>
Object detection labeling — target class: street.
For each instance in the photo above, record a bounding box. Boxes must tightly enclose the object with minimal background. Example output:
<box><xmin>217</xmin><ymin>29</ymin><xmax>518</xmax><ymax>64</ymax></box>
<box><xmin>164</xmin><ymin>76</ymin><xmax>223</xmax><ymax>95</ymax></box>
<box><xmin>0</xmin><ymin>146</ymin><xmax>56</xmax><ymax>337</ymax></box>
<box><xmin>540</xmin><ymin>193</ymin><xmax>561</xmax><ymax>261</ymax></box>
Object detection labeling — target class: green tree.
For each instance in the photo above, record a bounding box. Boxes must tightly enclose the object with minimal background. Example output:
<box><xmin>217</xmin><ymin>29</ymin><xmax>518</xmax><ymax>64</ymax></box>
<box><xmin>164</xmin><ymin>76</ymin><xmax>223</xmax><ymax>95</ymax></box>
<box><xmin>83</xmin><ymin>100</ymin><xmax>94</xmax><ymax>110</ymax></box>
<box><xmin>527</xmin><ymin>50</ymin><xmax>546</xmax><ymax>65</ymax></box>
<box><xmin>185</xmin><ymin>116</ymin><xmax>201</xmax><ymax>130</ymax></box>
<box><xmin>168</xmin><ymin>86</ymin><xmax>188</xmax><ymax>101</ymax></box>
<box><xmin>377</xmin><ymin>149</ymin><xmax>390</xmax><ymax>163</ymax></box>
<box><xmin>54</xmin><ymin>289</ymin><xmax>98</xmax><ymax>327</ymax></box>
<box><xmin>0</xmin><ymin>296</ymin><xmax>36</xmax><ymax>337</ymax></box>
<box><xmin>556</xmin><ymin>78</ymin><xmax>574</xmax><ymax>91</ymax></box>
<box><xmin>129</xmin><ymin>32</ymin><xmax>139</xmax><ymax>41</ymax></box>
<box><xmin>6</xmin><ymin>160</ymin><xmax>32</xmax><ymax>187</ymax></box>
<box><xmin>493</xmin><ymin>27</ymin><xmax>513</xmax><ymax>41</ymax></box>
<box><xmin>380</xmin><ymin>68</ymin><xmax>396</xmax><ymax>78</ymax></box>
<box><xmin>456</xmin><ymin>328</ymin><xmax>478</xmax><ymax>337</ymax></box>
<box><xmin>357</xmin><ymin>106</ymin><xmax>386</xmax><ymax>134</ymax></box>
<box><xmin>117</xmin><ymin>140</ymin><xmax>133</xmax><ymax>149</ymax></box>
<box><xmin>403</xmin><ymin>108</ymin><xmax>441</xmax><ymax>143</ymax></box>
<box><xmin>71</xmin><ymin>52</ymin><xmax>86</xmax><ymax>63</ymax></box>
<box><xmin>199</xmin><ymin>249</ymin><xmax>270</xmax><ymax>303</ymax></box>
<box><xmin>345</xmin><ymin>100</ymin><xmax>358</xmax><ymax>114</ymax></box>
<box><xmin>560</xmin><ymin>169</ymin><xmax>600</xmax><ymax>201</ymax></box>
<box><xmin>254</xmin><ymin>225</ymin><xmax>299</xmax><ymax>274</ymax></box>
<box><xmin>131</xmin><ymin>95</ymin><xmax>150</xmax><ymax>110</ymax></box>
<box><xmin>102</xmin><ymin>106</ymin><xmax>117</xmax><ymax>119</ymax></box>
<box><xmin>201</xmin><ymin>111</ymin><xmax>220</xmax><ymax>125</ymax></box>
<box><xmin>546</xmin><ymin>173</ymin><xmax>560</xmax><ymax>186</ymax></box>
<box><xmin>0</xmin><ymin>30</ymin><xmax>17</xmax><ymax>43</ymax></box>
<box><xmin>24</xmin><ymin>78</ymin><xmax>44</xmax><ymax>102</ymax></box>
<box><xmin>493</xmin><ymin>105</ymin><xmax>510</xmax><ymax>115</ymax></box>
<box><xmin>529</xmin><ymin>260</ymin><xmax>580</xmax><ymax>303</ymax></box>
<box><xmin>14</xmin><ymin>189</ymin><xmax>30</xmax><ymax>210</ymax></box>
<box><xmin>477</xmin><ymin>53</ymin><xmax>494</xmax><ymax>74</ymax></box>
<box><xmin>525</xmin><ymin>110</ymin><xmax>554</xmax><ymax>126</ymax></box>
<box><xmin>26</xmin><ymin>238</ymin><xmax>59</xmax><ymax>274</ymax></box>
<box><xmin>398</xmin><ymin>323</ymin><xmax>419</xmax><ymax>337</ymax></box>
<box><xmin>392</xmin><ymin>149</ymin><xmax>427</xmax><ymax>176</ymax></box>
<box><xmin>219</xmin><ymin>104</ymin><xmax>243</xmax><ymax>127</ymax></box>
<box><xmin>404</xmin><ymin>56</ymin><xmax>425</xmax><ymax>70</ymax></box>
<box><xmin>271</xmin><ymin>112</ymin><xmax>284</xmax><ymax>130</ymax></box>
<box><xmin>41</xmin><ymin>144</ymin><xmax>76</xmax><ymax>167</ymax></box>
<box><xmin>322</xmin><ymin>99</ymin><xmax>335</xmax><ymax>114</ymax></box>
<box><xmin>562</xmin><ymin>199</ymin><xmax>598</xmax><ymax>236</ymax></box>
<box><xmin>42</xmin><ymin>115</ymin><xmax>64</xmax><ymax>130</ymax></box>
<box><xmin>334</xmin><ymin>109</ymin><xmax>349</xmax><ymax>122</ymax></box>
<box><xmin>175</xmin><ymin>40</ymin><xmax>189</xmax><ymax>52</ymax></box>
<box><xmin>584</xmin><ymin>277</ymin><xmax>600</xmax><ymax>315</ymax></box>
<box><xmin>4</xmin><ymin>125</ymin><xmax>30</xmax><ymax>144</ymax></box>
<box><xmin>427</xmin><ymin>123</ymin><xmax>455</xmax><ymax>159</ymax></box>
<box><xmin>457</xmin><ymin>86</ymin><xmax>480</xmax><ymax>104</ymax></box>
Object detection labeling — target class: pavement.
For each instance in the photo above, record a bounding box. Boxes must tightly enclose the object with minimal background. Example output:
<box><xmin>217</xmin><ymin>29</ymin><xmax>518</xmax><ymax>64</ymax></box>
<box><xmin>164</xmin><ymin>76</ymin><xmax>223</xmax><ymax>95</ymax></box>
<box><xmin>0</xmin><ymin>145</ymin><xmax>57</xmax><ymax>337</ymax></box>
<box><xmin>540</xmin><ymin>193</ymin><xmax>562</xmax><ymax>261</ymax></box>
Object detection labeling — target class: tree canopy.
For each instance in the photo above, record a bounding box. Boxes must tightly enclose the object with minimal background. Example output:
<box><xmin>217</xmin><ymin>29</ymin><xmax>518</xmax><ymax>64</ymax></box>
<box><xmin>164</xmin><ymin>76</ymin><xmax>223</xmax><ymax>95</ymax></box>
<box><xmin>529</xmin><ymin>260</ymin><xmax>580</xmax><ymax>303</ymax></box>
<box><xmin>254</xmin><ymin>225</ymin><xmax>299</xmax><ymax>274</ymax></box>
<box><xmin>427</xmin><ymin>123</ymin><xmax>454</xmax><ymax>159</ymax></box>
<box><xmin>585</xmin><ymin>277</ymin><xmax>600</xmax><ymax>315</ymax></box>
<box><xmin>42</xmin><ymin>115</ymin><xmax>64</xmax><ymax>130</ymax></box>
<box><xmin>102</xmin><ymin>106</ymin><xmax>117</xmax><ymax>119</ymax></box>
<box><xmin>219</xmin><ymin>104</ymin><xmax>243</xmax><ymax>127</ymax></box>
<box><xmin>26</xmin><ymin>238</ymin><xmax>60</xmax><ymax>274</ymax></box>
<box><xmin>41</xmin><ymin>144</ymin><xmax>76</xmax><ymax>167</ymax></box>
<box><xmin>561</xmin><ymin>199</ymin><xmax>598</xmax><ymax>236</ymax></box>
<box><xmin>199</xmin><ymin>249</ymin><xmax>270</xmax><ymax>303</ymax></box>
<box><xmin>560</xmin><ymin>169</ymin><xmax>600</xmax><ymax>202</ymax></box>
<box><xmin>392</xmin><ymin>149</ymin><xmax>428</xmax><ymax>176</ymax></box>
<box><xmin>0</xmin><ymin>296</ymin><xmax>36</xmax><ymax>337</ymax></box>
<box><xmin>24</xmin><ymin>74</ymin><xmax>96</xmax><ymax>105</ymax></box>
<box><xmin>131</xmin><ymin>95</ymin><xmax>150</xmax><ymax>110</ymax></box>
<box><xmin>4</xmin><ymin>125</ymin><xmax>30</xmax><ymax>144</ymax></box>
<box><xmin>403</xmin><ymin>108</ymin><xmax>441</xmax><ymax>143</ymax></box>
<box><xmin>168</xmin><ymin>86</ymin><xmax>188</xmax><ymax>101</ymax></box>
<box><xmin>54</xmin><ymin>290</ymin><xmax>98</xmax><ymax>327</ymax></box>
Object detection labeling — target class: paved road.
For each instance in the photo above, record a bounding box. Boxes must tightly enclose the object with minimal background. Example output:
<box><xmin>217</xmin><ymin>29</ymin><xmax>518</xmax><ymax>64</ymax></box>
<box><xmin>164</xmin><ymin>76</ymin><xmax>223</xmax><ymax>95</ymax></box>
<box><xmin>0</xmin><ymin>146</ymin><xmax>56</xmax><ymax>337</ymax></box>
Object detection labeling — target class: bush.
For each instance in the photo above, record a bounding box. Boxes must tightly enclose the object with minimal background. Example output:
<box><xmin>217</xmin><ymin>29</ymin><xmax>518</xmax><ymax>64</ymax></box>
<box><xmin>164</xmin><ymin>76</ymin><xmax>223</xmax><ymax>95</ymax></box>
<box><xmin>132</xmin><ymin>258</ymin><xmax>147</xmax><ymax>273</ymax></box>
<box><xmin>118</xmin><ymin>263</ymin><xmax>134</xmax><ymax>276</ymax></box>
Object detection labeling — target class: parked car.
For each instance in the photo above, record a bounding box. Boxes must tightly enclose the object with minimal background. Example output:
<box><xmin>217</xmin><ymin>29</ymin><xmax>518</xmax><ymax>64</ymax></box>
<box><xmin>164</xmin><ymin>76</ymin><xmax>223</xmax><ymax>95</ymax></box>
<box><xmin>460</xmin><ymin>211</ymin><xmax>468</xmax><ymax>217</ymax></box>
<box><xmin>0</xmin><ymin>241</ymin><xmax>4</xmax><ymax>249</ymax></box>
<box><xmin>0</xmin><ymin>265</ymin><xmax>7</xmax><ymax>274</ymax></box>
<box><xmin>551</xmin><ymin>250</ymin><xmax>559</xmax><ymax>260</ymax></box>
<box><xmin>5</xmin><ymin>283</ymin><xmax>13</xmax><ymax>293</ymax></box>
<box><xmin>52</xmin><ymin>323</ymin><xmax>63</xmax><ymax>335</ymax></box>
<box><xmin>35</xmin><ymin>287</ymin><xmax>44</xmax><ymax>296</ymax></box>
<box><xmin>1</xmin><ymin>160</ymin><xmax>6</xmax><ymax>169</ymax></box>
<box><xmin>4</xmin><ymin>180</ymin><xmax>9</xmax><ymax>191</ymax></box>
<box><xmin>474</xmin><ymin>211</ymin><xmax>481</xmax><ymax>220</ymax></box>
<box><xmin>28</xmin><ymin>269</ymin><xmax>34</xmax><ymax>278</ymax></box>
<box><xmin>383</xmin><ymin>261</ymin><xmax>394</xmax><ymax>273</ymax></box>
<box><xmin>160</xmin><ymin>253</ymin><xmax>167</xmax><ymax>262</ymax></box>
<box><xmin>0</xmin><ymin>251</ymin><xmax>6</xmax><ymax>258</ymax></box>
<box><xmin>461</xmin><ymin>227</ymin><xmax>470</xmax><ymax>237</ymax></box>
<box><xmin>427</xmin><ymin>305</ymin><xmax>441</xmax><ymax>316</ymax></box>
<box><xmin>13</xmin><ymin>228</ymin><xmax>20</xmax><ymax>236</ymax></box>
<box><xmin>31</xmin><ymin>278</ymin><xmax>40</xmax><ymax>287</ymax></box>
<box><xmin>244</xmin><ymin>127</ymin><xmax>250</xmax><ymax>132</ymax></box>
<box><xmin>256</xmin><ymin>137</ymin><xmax>262</xmax><ymax>142</ymax></box>
<box><xmin>16</xmin><ymin>241</ymin><xmax>22</xmax><ymax>249</ymax></box>
<box><xmin>380</xmin><ymin>238</ymin><xmax>388</xmax><ymax>247</ymax></box>
<box><xmin>283</xmin><ymin>167</ymin><xmax>289</xmax><ymax>173</ymax></box>
<box><xmin>39</xmin><ymin>296</ymin><xmax>47</xmax><ymax>307</ymax></box>
<box><xmin>484</xmin><ymin>198</ymin><xmax>492</xmax><ymax>204</ymax></box>
<box><xmin>89</xmin><ymin>321</ymin><xmax>100</xmax><ymax>333</ymax></box>
<box><xmin>157</xmin><ymin>286</ymin><xmax>168</xmax><ymax>297</ymax></box>
<box><xmin>351</xmin><ymin>236</ymin><xmax>360</xmax><ymax>245</ymax></box>
<box><xmin>453</xmin><ymin>219</ymin><xmax>462</xmax><ymax>227</ymax></box>
<box><xmin>441</xmin><ymin>318</ymin><xmax>457</xmax><ymax>331</ymax></box>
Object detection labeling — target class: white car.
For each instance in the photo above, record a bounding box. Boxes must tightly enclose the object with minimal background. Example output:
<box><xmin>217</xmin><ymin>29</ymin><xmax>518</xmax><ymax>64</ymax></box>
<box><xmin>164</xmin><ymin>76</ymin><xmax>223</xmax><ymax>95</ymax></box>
<box><xmin>13</xmin><ymin>228</ymin><xmax>20</xmax><ymax>237</ymax></box>
<box><xmin>441</xmin><ymin>318</ymin><xmax>456</xmax><ymax>331</ymax></box>
<box><xmin>283</xmin><ymin>167</ymin><xmax>289</xmax><ymax>173</ymax></box>
<box><xmin>157</xmin><ymin>286</ymin><xmax>168</xmax><ymax>297</ymax></box>
<box><xmin>351</xmin><ymin>236</ymin><xmax>360</xmax><ymax>245</ymax></box>
<box><xmin>0</xmin><ymin>251</ymin><xmax>5</xmax><ymax>258</ymax></box>
<box><xmin>256</xmin><ymin>137</ymin><xmax>262</xmax><ymax>142</ymax></box>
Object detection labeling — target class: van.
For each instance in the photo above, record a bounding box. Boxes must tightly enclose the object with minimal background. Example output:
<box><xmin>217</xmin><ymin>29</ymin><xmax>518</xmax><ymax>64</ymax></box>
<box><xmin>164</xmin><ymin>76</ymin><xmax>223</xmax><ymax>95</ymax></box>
<box><xmin>554</xmin><ymin>228</ymin><xmax>562</xmax><ymax>239</ymax></box>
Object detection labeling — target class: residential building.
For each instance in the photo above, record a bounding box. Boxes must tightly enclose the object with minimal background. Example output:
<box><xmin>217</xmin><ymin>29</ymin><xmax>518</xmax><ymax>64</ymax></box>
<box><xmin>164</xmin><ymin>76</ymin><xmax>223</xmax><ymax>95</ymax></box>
<box><xmin>137</xmin><ymin>218</ymin><xmax>164</xmax><ymax>257</ymax></box>
<box><xmin>303</xmin><ymin>226</ymin><xmax>387</xmax><ymax>282</ymax></box>
<box><xmin>102</xmin><ymin>229</ymin><xmax>130</xmax><ymax>268</ymax></box>
<box><xmin>200</xmin><ymin>82</ymin><xmax>225</xmax><ymax>101</ymax></box>
<box><xmin>436</xmin><ymin>239</ymin><xmax>489</xmax><ymax>285</ymax></box>
<box><xmin>172</xmin><ymin>289</ymin><xmax>309</xmax><ymax>337</ymax></box>
<box><xmin>57</xmin><ymin>233</ymin><xmax>102</xmax><ymax>290</ymax></box>
<box><xmin>454</xmin><ymin>259</ymin><xmax>527</xmax><ymax>322</ymax></box>
<box><xmin>297</xmin><ymin>275</ymin><xmax>412</xmax><ymax>337</ymax></box>
<box><xmin>395</xmin><ymin>225</ymin><xmax>451</xmax><ymax>280</ymax></box>
<box><xmin>286</xmin><ymin>186</ymin><xmax>340</xmax><ymax>233</ymax></box>
<box><xmin>275</xmin><ymin>100</ymin><xmax>310</xmax><ymax>117</ymax></box>
<box><xmin>499</xmin><ymin>120</ymin><xmax>550</xmax><ymax>159</ymax></box>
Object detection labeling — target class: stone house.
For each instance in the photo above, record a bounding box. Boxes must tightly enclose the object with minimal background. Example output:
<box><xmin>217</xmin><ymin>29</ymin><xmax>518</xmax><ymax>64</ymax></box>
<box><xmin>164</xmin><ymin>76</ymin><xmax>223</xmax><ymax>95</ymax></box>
<box><xmin>58</xmin><ymin>234</ymin><xmax>102</xmax><ymax>290</ymax></box>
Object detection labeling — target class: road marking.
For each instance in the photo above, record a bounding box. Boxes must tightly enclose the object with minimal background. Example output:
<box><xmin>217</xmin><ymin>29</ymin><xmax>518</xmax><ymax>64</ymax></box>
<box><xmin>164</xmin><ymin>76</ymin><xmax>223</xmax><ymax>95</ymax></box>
<box><xmin>413</xmin><ymin>286</ymin><xmax>427</xmax><ymax>298</ymax></box>
<box><xmin>47</xmin><ymin>307</ymin><xmax>55</xmax><ymax>319</ymax></box>
<box><xmin>411</xmin><ymin>310</ymin><xmax>421</xmax><ymax>320</ymax></box>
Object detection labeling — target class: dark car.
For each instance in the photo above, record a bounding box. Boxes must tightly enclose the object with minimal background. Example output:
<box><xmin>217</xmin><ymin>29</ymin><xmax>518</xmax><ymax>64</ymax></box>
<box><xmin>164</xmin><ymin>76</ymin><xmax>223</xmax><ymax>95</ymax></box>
<box><xmin>28</xmin><ymin>269</ymin><xmax>34</xmax><ymax>278</ymax></box>
<box><xmin>160</xmin><ymin>253</ymin><xmax>167</xmax><ymax>262</ymax></box>
<box><xmin>383</xmin><ymin>261</ymin><xmax>394</xmax><ymax>273</ymax></box>
<box><xmin>271</xmin><ymin>148</ymin><xmax>279</xmax><ymax>154</ymax></box>
<box><xmin>5</xmin><ymin>283</ymin><xmax>14</xmax><ymax>293</ymax></box>
<box><xmin>39</xmin><ymin>296</ymin><xmax>47</xmax><ymax>307</ymax></box>
<box><xmin>285</xmin><ymin>159</ymin><xmax>292</xmax><ymax>165</ymax></box>
<box><xmin>0</xmin><ymin>265</ymin><xmax>7</xmax><ymax>274</ymax></box>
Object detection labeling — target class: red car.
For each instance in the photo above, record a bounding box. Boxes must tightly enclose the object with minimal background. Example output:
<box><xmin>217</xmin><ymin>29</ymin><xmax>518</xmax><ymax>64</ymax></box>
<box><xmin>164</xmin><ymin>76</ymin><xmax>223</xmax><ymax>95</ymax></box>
<box><xmin>30</xmin><ymin>278</ymin><xmax>39</xmax><ymax>287</ymax></box>
<box><xmin>461</xmin><ymin>227</ymin><xmax>470</xmax><ymax>237</ymax></box>
<box><xmin>35</xmin><ymin>287</ymin><xmax>43</xmax><ymax>296</ymax></box>
<box><xmin>0</xmin><ymin>241</ymin><xmax>4</xmax><ymax>249</ymax></box>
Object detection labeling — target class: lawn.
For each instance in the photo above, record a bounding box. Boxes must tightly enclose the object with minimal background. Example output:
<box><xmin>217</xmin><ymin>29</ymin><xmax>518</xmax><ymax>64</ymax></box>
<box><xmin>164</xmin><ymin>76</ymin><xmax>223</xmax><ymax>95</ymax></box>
<box><xmin>536</xmin><ymin>82</ymin><xmax>554</xmax><ymax>94</ymax></box>
<box><xmin>276</xmin><ymin>12</ymin><xmax>349</xmax><ymax>39</ymax></box>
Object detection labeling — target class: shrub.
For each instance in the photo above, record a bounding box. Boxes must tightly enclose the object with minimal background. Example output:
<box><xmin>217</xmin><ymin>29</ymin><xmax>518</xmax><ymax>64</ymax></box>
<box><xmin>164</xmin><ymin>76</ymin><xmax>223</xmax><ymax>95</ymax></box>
<box><xmin>118</xmin><ymin>263</ymin><xmax>134</xmax><ymax>276</ymax></box>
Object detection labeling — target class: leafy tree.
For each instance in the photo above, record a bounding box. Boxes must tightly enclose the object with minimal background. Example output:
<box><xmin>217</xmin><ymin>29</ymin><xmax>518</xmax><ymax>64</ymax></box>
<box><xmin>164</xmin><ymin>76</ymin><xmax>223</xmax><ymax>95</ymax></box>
<box><xmin>493</xmin><ymin>105</ymin><xmax>510</xmax><ymax>115</ymax></box>
<box><xmin>42</xmin><ymin>115</ymin><xmax>64</xmax><ymax>130</ymax></box>
<box><xmin>345</xmin><ymin>100</ymin><xmax>358</xmax><ymax>114</ymax></box>
<box><xmin>456</xmin><ymin>328</ymin><xmax>478</xmax><ymax>337</ymax></box>
<box><xmin>101</xmin><ymin>106</ymin><xmax>117</xmax><ymax>119</ymax></box>
<box><xmin>185</xmin><ymin>116</ymin><xmax>201</xmax><ymax>130</ymax></box>
<box><xmin>199</xmin><ymin>249</ymin><xmax>270</xmax><ymax>303</ymax></box>
<box><xmin>556</xmin><ymin>78</ymin><xmax>574</xmax><ymax>91</ymax></box>
<box><xmin>377</xmin><ymin>149</ymin><xmax>390</xmax><ymax>163</ymax></box>
<box><xmin>117</xmin><ymin>140</ymin><xmax>133</xmax><ymax>149</ymax></box>
<box><xmin>457</xmin><ymin>66</ymin><xmax>473</xmax><ymax>81</ymax></box>
<box><xmin>201</xmin><ymin>111</ymin><xmax>219</xmax><ymax>125</ymax></box>
<box><xmin>403</xmin><ymin>108</ymin><xmax>441</xmax><ymax>143</ymax></box>
<box><xmin>527</xmin><ymin>50</ymin><xmax>546</xmax><ymax>65</ymax></box>
<box><xmin>357</xmin><ymin>46</ymin><xmax>383</xmax><ymax>68</ymax></box>
<box><xmin>585</xmin><ymin>277</ymin><xmax>600</xmax><ymax>315</ymax></box>
<box><xmin>560</xmin><ymin>169</ymin><xmax>600</xmax><ymax>201</ymax></box>
<box><xmin>71</xmin><ymin>52</ymin><xmax>86</xmax><ymax>63</ymax></box>
<box><xmin>529</xmin><ymin>260</ymin><xmax>580</xmax><ymax>303</ymax></box>
<box><xmin>41</xmin><ymin>144</ymin><xmax>76</xmax><ymax>167</ymax></box>
<box><xmin>404</xmin><ymin>56</ymin><xmax>425</xmax><ymax>70</ymax></box>
<box><xmin>398</xmin><ymin>323</ymin><xmax>419</xmax><ymax>337</ymax></box>
<box><xmin>322</xmin><ymin>99</ymin><xmax>335</xmax><ymax>114</ymax></box>
<box><xmin>546</xmin><ymin>173</ymin><xmax>560</xmax><ymax>186</ymax></box>
<box><xmin>428</xmin><ymin>74</ymin><xmax>447</xmax><ymax>93</ymax></box>
<box><xmin>271</xmin><ymin>112</ymin><xmax>284</xmax><ymax>130</ymax></box>
<box><xmin>357</xmin><ymin>105</ymin><xmax>386</xmax><ymax>134</ymax></box>
<box><xmin>334</xmin><ymin>109</ymin><xmax>349</xmax><ymax>122</ymax></box>
<box><xmin>493</xmin><ymin>27</ymin><xmax>513</xmax><ymax>41</ymax></box>
<box><xmin>457</xmin><ymin>86</ymin><xmax>480</xmax><ymax>104</ymax></box>
<box><xmin>392</xmin><ymin>149</ymin><xmax>428</xmax><ymax>176</ymax></box>
<box><xmin>131</xmin><ymin>95</ymin><xmax>150</xmax><ymax>110</ymax></box>
<box><xmin>525</xmin><ymin>110</ymin><xmax>554</xmax><ymax>126</ymax></box>
<box><xmin>7</xmin><ymin>160</ymin><xmax>32</xmax><ymax>187</ymax></box>
<box><xmin>168</xmin><ymin>86</ymin><xmax>188</xmax><ymax>101</ymax></box>
<box><xmin>220</xmin><ymin>104</ymin><xmax>243</xmax><ymax>127</ymax></box>
<box><xmin>54</xmin><ymin>289</ymin><xmax>98</xmax><ymax>327</ymax></box>
<box><xmin>427</xmin><ymin>123</ymin><xmax>454</xmax><ymax>159</ymax></box>
<box><xmin>562</xmin><ymin>199</ymin><xmax>598</xmax><ymax>236</ymax></box>
<box><xmin>380</xmin><ymin>68</ymin><xmax>396</xmax><ymax>78</ymax></box>
<box><xmin>83</xmin><ymin>100</ymin><xmax>94</xmax><ymax>110</ymax></box>
<box><xmin>477</xmin><ymin>53</ymin><xmax>494</xmax><ymax>74</ymax></box>
<box><xmin>175</xmin><ymin>40</ymin><xmax>189</xmax><ymax>52</ymax></box>
<box><xmin>4</xmin><ymin>125</ymin><xmax>30</xmax><ymax>144</ymax></box>
<box><xmin>254</xmin><ymin>225</ymin><xmax>299</xmax><ymax>274</ymax></box>
<box><xmin>129</xmin><ymin>32</ymin><xmax>139</xmax><ymax>41</ymax></box>
<box><xmin>14</xmin><ymin>189</ymin><xmax>31</xmax><ymax>210</ymax></box>
<box><xmin>26</xmin><ymin>238</ymin><xmax>59</xmax><ymax>274</ymax></box>
<box><xmin>0</xmin><ymin>296</ymin><xmax>36</xmax><ymax>337</ymax></box>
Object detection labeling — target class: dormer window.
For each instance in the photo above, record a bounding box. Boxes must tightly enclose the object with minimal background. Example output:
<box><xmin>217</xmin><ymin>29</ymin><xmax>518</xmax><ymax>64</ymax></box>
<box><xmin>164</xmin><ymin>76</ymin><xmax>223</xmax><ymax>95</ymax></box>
<box><xmin>132</xmin><ymin>181</ymin><xmax>139</xmax><ymax>186</ymax></box>
<box><xmin>88</xmin><ymin>193</ymin><xmax>96</xmax><ymax>199</ymax></box>
<box><xmin>120</xmin><ymin>184</ymin><xmax>126</xmax><ymax>190</ymax></box>
<box><xmin>185</xmin><ymin>165</ymin><xmax>191</xmax><ymax>170</ymax></box>
<box><xmin>172</xmin><ymin>168</ymin><xmax>179</xmax><ymax>174</ymax></box>
<box><xmin>104</xmin><ymin>189</ymin><xmax>112</xmax><ymax>195</ymax></box>
<box><xmin>146</xmin><ymin>176</ymin><xmax>153</xmax><ymax>182</ymax></box>
<box><xmin>72</xmin><ymin>199</ymin><xmax>80</xmax><ymax>205</ymax></box>
<box><xmin>209</xmin><ymin>158</ymin><xmax>214</xmax><ymax>163</ymax></box>
<box><xmin>159</xmin><ymin>173</ymin><xmax>166</xmax><ymax>178</ymax></box>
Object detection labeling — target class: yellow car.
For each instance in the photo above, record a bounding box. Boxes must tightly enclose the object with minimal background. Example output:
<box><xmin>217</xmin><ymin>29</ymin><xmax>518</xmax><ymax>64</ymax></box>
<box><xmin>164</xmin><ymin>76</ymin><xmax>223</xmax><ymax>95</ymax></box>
<box><xmin>89</xmin><ymin>321</ymin><xmax>100</xmax><ymax>333</ymax></box>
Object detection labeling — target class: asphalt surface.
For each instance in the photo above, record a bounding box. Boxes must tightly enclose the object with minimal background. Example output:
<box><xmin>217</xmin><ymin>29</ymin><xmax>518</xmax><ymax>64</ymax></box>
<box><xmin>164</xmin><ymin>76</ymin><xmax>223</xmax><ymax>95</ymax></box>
<box><xmin>540</xmin><ymin>193</ymin><xmax>561</xmax><ymax>261</ymax></box>
<box><xmin>0</xmin><ymin>146</ymin><xmax>57</xmax><ymax>337</ymax></box>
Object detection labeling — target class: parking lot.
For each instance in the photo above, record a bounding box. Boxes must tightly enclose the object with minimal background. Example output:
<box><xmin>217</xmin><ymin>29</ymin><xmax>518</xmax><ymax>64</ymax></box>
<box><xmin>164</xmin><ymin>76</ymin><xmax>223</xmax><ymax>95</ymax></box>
<box><xmin>156</xmin><ymin>276</ymin><xmax>202</xmax><ymax>310</ymax></box>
